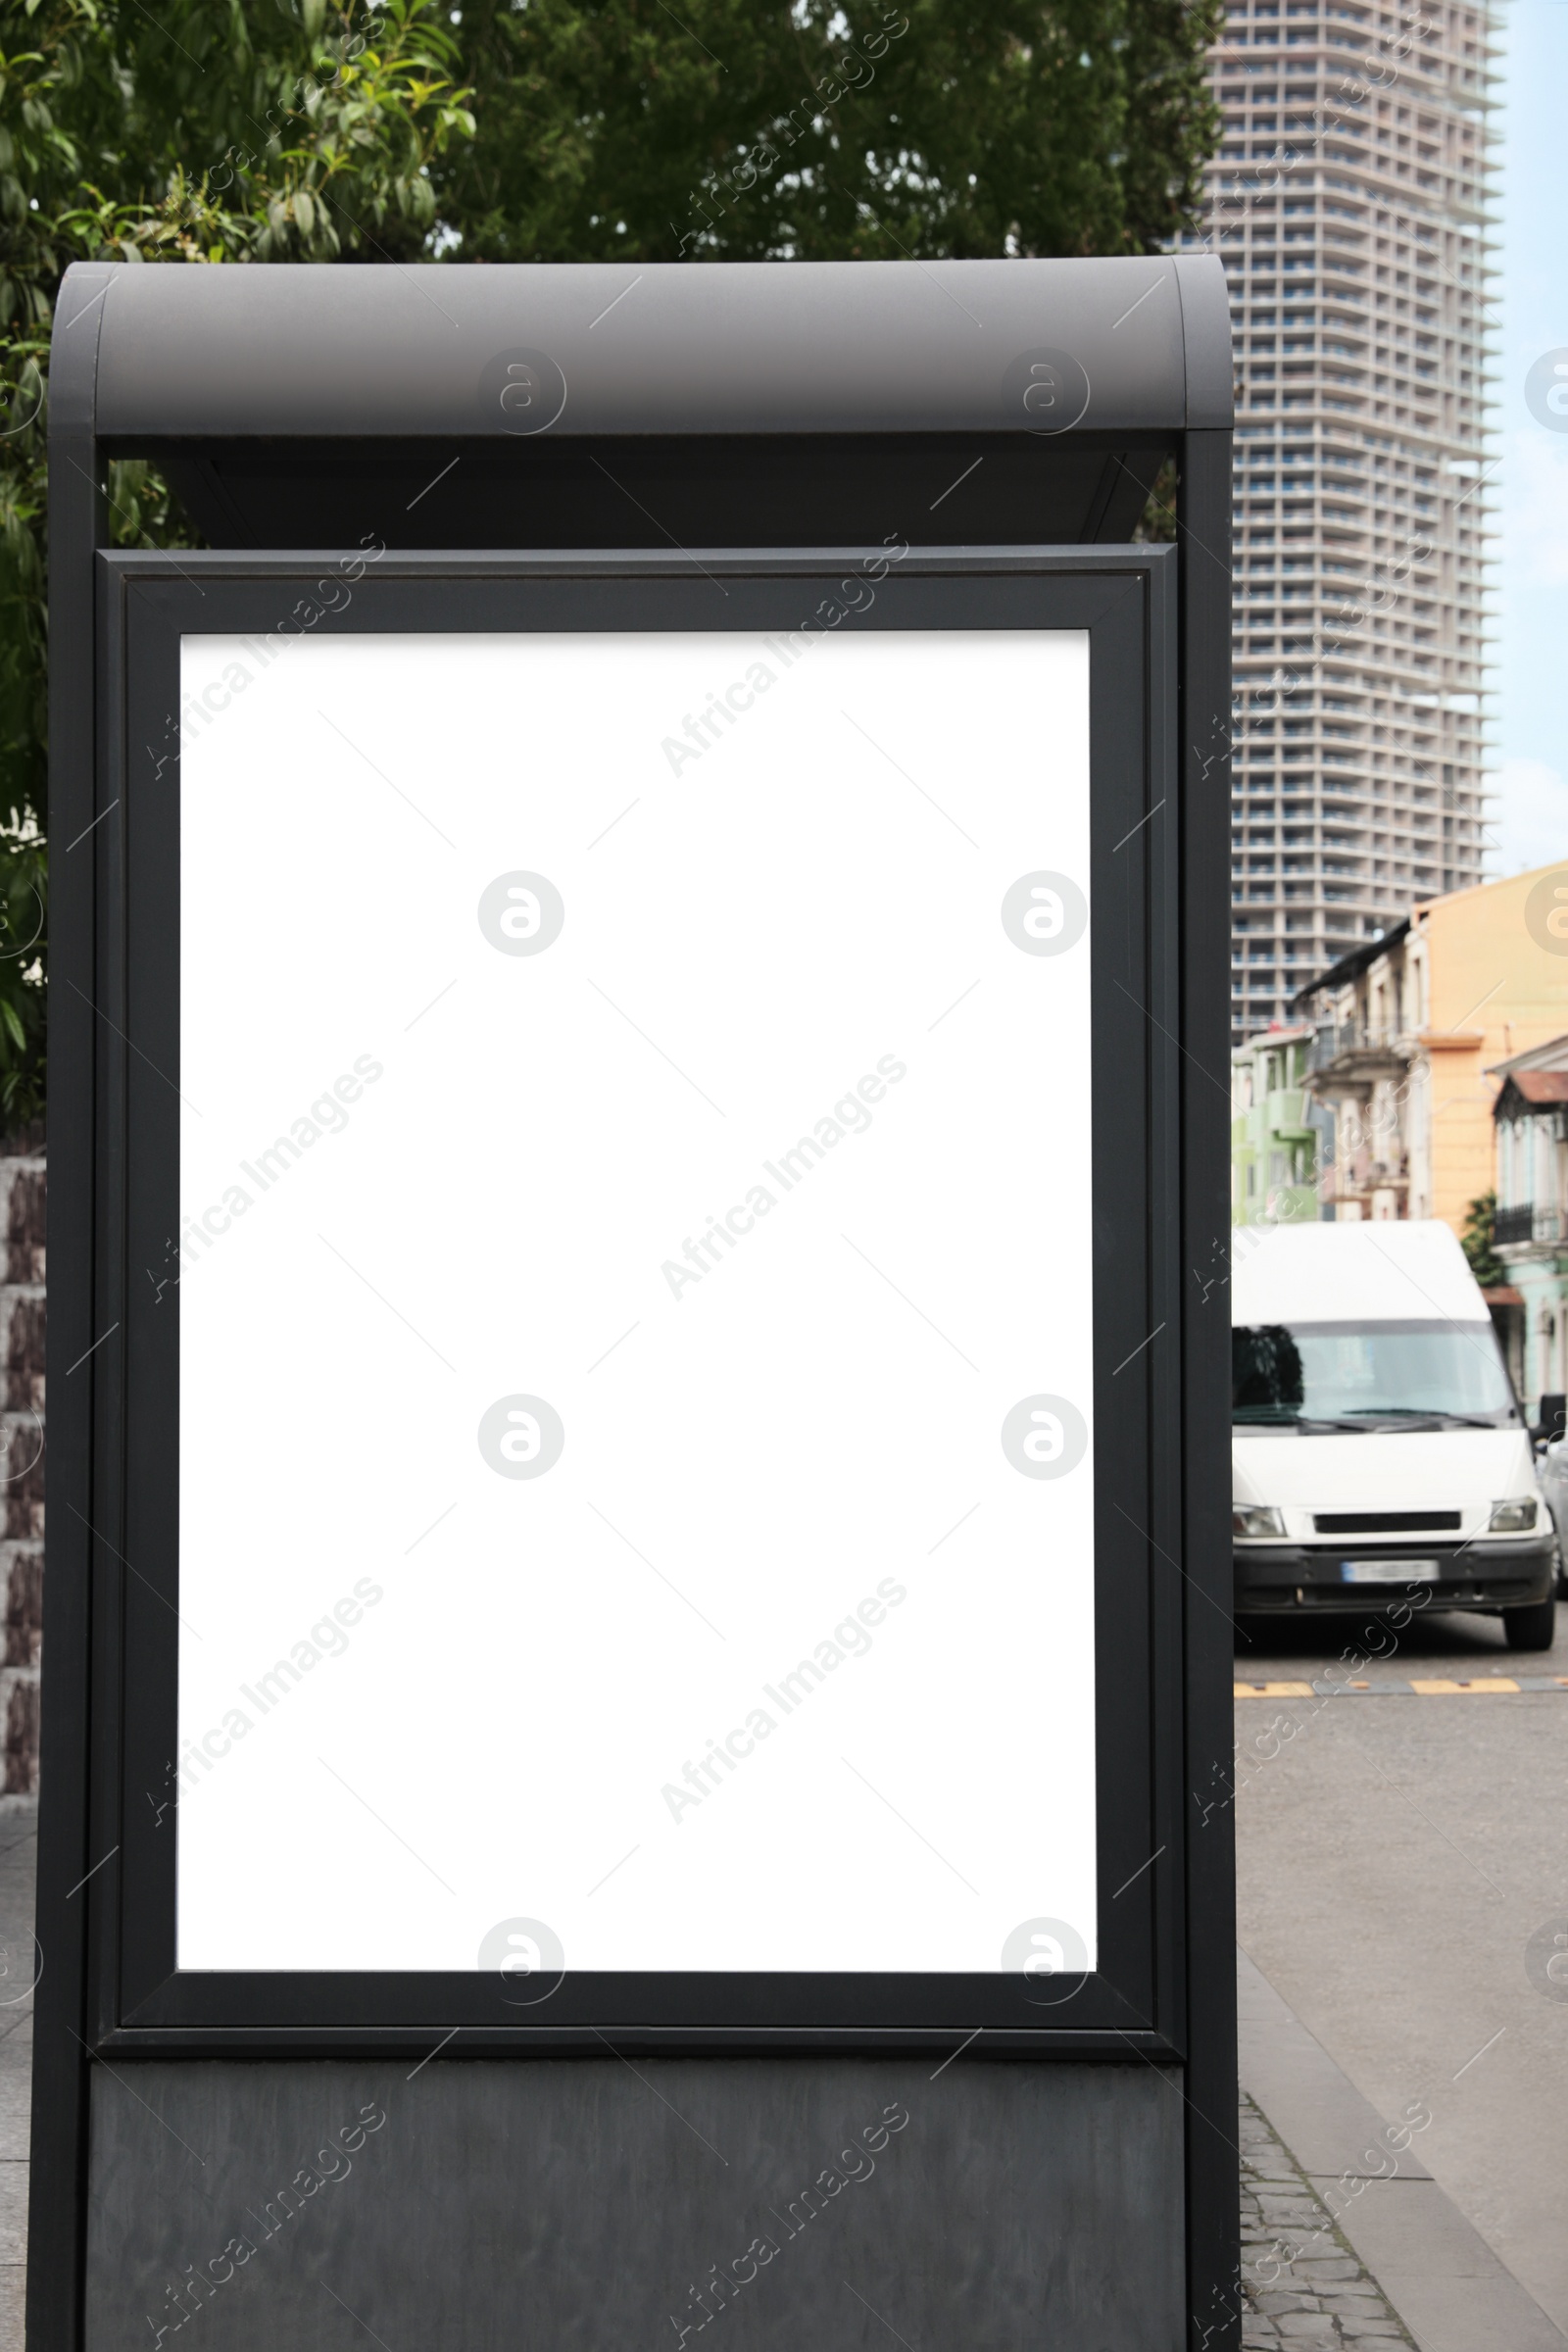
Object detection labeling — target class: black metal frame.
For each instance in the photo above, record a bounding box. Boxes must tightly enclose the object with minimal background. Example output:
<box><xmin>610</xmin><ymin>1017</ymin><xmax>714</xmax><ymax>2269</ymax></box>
<box><xmin>78</xmin><ymin>546</ymin><xmax>1175</xmax><ymax>2051</ymax></box>
<box><xmin>1177</xmin><ymin>430</ymin><xmax>1242</xmax><ymax>2352</ymax></box>
<box><xmin>36</xmin><ymin>257</ymin><xmax>1234</xmax><ymax>2351</ymax></box>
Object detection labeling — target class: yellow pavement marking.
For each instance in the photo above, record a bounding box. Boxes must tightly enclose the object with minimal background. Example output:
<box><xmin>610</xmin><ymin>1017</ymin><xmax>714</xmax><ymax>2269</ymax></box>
<box><xmin>1233</xmin><ymin>1677</ymin><xmax>1540</xmax><ymax>1698</ymax></box>
<box><xmin>1407</xmin><ymin>1679</ymin><xmax>1519</xmax><ymax>1695</ymax></box>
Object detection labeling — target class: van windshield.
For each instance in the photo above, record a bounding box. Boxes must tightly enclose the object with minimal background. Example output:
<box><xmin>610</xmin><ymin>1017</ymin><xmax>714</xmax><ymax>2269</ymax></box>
<box><xmin>1232</xmin><ymin>1318</ymin><xmax>1519</xmax><ymax>1428</ymax></box>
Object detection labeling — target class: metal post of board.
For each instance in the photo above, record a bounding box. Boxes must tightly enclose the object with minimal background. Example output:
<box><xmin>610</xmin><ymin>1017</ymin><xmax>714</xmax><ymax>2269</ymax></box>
<box><xmin>30</xmin><ymin>263</ymin><xmax>114</xmax><ymax>2352</ymax></box>
<box><xmin>33</xmin><ymin>257</ymin><xmax>1235</xmax><ymax>2352</ymax></box>
<box><xmin>1178</xmin><ymin>423</ymin><xmax>1241</xmax><ymax>2352</ymax></box>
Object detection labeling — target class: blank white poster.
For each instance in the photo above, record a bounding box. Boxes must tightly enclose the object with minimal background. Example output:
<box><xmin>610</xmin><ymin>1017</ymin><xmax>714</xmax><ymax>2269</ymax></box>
<box><xmin>173</xmin><ymin>621</ymin><xmax>1097</xmax><ymax>1977</ymax></box>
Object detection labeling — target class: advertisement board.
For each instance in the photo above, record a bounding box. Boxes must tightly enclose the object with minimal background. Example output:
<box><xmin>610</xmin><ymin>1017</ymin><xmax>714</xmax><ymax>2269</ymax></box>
<box><xmin>100</xmin><ymin>550</ymin><xmax>1175</xmax><ymax>2039</ymax></box>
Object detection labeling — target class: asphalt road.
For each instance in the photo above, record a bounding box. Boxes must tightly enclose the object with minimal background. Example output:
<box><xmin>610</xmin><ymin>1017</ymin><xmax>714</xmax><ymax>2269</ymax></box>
<box><xmin>1234</xmin><ymin>1596</ymin><xmax>1568</xmax><ymax>2337</ymax></box>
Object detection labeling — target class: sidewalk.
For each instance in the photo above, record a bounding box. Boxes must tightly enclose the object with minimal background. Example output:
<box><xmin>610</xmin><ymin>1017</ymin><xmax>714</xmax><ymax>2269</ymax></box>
<box><xmin>0</xmin><ymin>1803</ymin><xmax>35</xmax><ymax>2352</ymax></box>
<box><xmin>1241</xmin><ymin>2090</ymin><xmax>1415</xmax><ymax>2347</ymax></box>
<box><xmin>1239</xmin><ymin>1946</ymin><xmax>1568</xmax><ymax>2352</ymax></box>
<box><xmin>0</xmin><ymin>1829</ymin><xmax>1556</xmax><ymax>2352</ymax></box>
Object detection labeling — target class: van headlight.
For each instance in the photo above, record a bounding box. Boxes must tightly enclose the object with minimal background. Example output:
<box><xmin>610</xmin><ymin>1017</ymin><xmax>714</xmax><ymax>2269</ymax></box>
<box><xmin>1488</xmin><ymin>1498</ymin><xmax>1538</xmax><ymax>1534</ymax></box>
<box><xmin>1233</xmin><ymin>1505</ymin><xmax>1287</xmax><ymax>1539</ymax></box>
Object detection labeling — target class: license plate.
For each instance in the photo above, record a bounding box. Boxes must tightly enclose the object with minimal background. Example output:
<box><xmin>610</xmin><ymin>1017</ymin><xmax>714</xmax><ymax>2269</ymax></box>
<box><xmin>1340</xmin><ymin>1559</ymin><xmax>1440</xmax><ymax>1585</ymax></box>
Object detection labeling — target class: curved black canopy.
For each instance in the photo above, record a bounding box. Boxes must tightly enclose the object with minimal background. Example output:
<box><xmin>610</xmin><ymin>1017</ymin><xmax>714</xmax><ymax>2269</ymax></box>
<box><xmin>63</xmin><ymin>255</ymin><xmax>1230</xmax><ymax>437</ymax></box>
<box><xmin>53</xmin><ymin>256</ymin><xmax>1231</xmax><ymax>548</ymax></box>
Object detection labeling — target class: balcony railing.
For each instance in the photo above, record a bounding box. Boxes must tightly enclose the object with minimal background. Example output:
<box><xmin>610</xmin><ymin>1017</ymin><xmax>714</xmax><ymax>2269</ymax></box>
<box><xmin>1303</xmin><ymin>1022</ymin><xmax>1407</xmax><ymax>1074</ymax></box>
<box><xmin>1494</xmin><ymin>1203</ymin><xmax>1563</xmax><ymax>1248</ymax></box>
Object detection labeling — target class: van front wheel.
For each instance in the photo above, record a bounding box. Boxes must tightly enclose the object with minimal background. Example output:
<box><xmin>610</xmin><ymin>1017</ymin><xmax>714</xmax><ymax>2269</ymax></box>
<box><xmin>1503</xmin><ymin>1596</ymin><xmax>1558</xmax><ymax>1652</ymax></box>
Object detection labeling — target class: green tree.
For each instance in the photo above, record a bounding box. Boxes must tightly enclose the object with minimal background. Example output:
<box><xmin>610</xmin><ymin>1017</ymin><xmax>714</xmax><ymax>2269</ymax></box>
<box><xmin>0</xmin><ymin>0</ymin><xmax>473</xmax><ymax>1120</ymax></box>
<box><xmin>0</xmin><ymin>0</ymin><xmax>1221</xmax><ymax>1124</ymax></box>
<box><xmin>1461</xmin><ymin>1191</ymin><xmax>1506</xmax><ymax>1293</ymax></box>
<box><xmin>440</xmin><ymin>0</ymin><xmax>1221</xmax><ymax>266</ymax></box>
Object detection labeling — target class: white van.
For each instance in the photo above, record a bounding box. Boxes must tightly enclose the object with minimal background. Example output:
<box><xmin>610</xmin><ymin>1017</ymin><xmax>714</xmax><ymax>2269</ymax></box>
<box><xmin>1232</xmin><ymin>1218</ymin><xmax>1557</xmax><ymax>1651</ymax></box>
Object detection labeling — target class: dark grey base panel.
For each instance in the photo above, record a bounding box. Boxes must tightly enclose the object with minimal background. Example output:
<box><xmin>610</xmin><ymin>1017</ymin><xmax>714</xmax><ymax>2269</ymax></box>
<box><xmin>87</xmin><ymin>2057</ymin><xmax>1184</xmax><ymax>2350</ymax></box>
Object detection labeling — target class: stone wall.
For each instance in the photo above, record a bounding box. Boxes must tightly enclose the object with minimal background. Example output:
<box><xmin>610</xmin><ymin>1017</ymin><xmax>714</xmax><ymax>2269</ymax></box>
<box><xmin>0</xmin><ymin>1142</ymin><xmax>44</xmax><ymax>1795</ymax></box>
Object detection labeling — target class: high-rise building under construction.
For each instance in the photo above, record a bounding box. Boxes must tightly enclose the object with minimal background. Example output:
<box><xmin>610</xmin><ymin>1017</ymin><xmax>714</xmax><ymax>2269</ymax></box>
<box><xmin>1179</xmin><ymin>2</ymin><xmax>1498</xmax><ymax>1042</ymax></box>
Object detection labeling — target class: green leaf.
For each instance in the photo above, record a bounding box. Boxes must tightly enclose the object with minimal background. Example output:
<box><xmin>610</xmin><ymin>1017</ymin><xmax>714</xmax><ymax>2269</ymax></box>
<box><xmin>0</xmin><ymin>0</ymin><xmax>1221</xmax><ymax>1139</ymax></box>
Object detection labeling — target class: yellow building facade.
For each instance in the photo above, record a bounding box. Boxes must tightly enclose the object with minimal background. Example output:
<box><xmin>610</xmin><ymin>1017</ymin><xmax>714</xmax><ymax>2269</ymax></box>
<box><xmin>1295</xmin><ymin>859</ymin><xmax>1568</xmax><ymax>1238</ymax></box>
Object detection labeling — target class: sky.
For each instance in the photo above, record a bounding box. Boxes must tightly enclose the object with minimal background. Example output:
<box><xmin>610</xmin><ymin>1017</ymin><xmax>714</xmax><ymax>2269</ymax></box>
<box><xmin>1491</xmin><ymin>0</ymin><xmax>1568</xmax><ymax>876</ymax></box>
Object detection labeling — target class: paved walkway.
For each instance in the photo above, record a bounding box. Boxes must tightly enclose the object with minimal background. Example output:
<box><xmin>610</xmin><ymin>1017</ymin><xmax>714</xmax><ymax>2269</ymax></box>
<box><xmin>1241</xmin><ymin>2091</ymin><xmax>1414</xmax><ymax>2347</ymax></box>
<box><xmin>0</xmin><ymin>1805</ymin><xmax>1557</xmax><ymax>2351</ymax></box>
<box><xmin>1239</xmin><ymin>1946</ymin><xmax>1568</xmax><ymax>2352</ymax></box>
<box><xmin>0</xmin><ymin>1803</ymin><xmax>36</xmax><ymax>2352</ymax></box>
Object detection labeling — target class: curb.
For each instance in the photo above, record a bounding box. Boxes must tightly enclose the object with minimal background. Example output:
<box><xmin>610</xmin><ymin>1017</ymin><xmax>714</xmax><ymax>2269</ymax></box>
<box><xmin>1238</xmin><ymin>1948</ymin><xmax>1568</xmax><ymax>2352</ymax></box>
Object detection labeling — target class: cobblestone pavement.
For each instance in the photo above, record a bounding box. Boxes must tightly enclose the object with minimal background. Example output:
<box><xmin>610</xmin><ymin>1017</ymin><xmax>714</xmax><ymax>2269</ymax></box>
<box><xmin>0</xmin><ymin>1802</ymin><xmax>35</xmax><ymax>2352</ymax></box>
<box><xmin>1241</xmin><ymin>2092</ymin><xmax>1415</xmax><ymax>2349</ymax></box>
